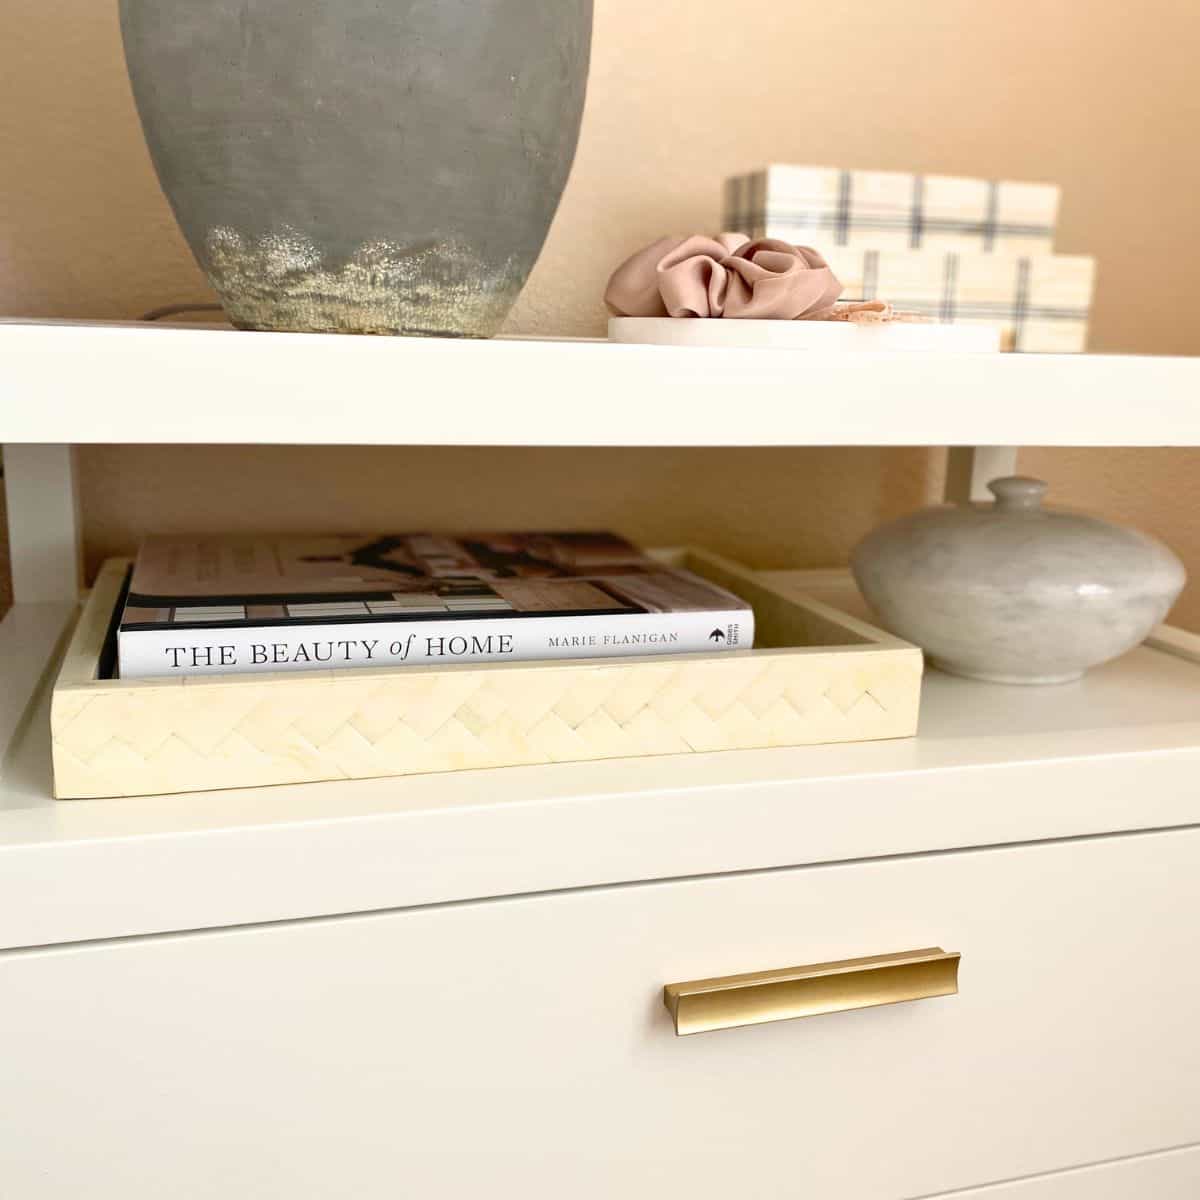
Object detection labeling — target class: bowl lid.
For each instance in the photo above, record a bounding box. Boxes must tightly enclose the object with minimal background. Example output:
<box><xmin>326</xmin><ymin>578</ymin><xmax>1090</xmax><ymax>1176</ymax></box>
<box><xmin>854</xmin><ymin>475</ymin><xmax>1186</xmax><ymax>595</ymax></box>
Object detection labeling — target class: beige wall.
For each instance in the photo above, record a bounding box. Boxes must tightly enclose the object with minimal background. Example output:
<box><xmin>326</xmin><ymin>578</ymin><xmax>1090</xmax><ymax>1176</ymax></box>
<box><xmin>2</xmin><ymin>0</ymin><xmax>1198</xmax><ymax>625</ymax></box>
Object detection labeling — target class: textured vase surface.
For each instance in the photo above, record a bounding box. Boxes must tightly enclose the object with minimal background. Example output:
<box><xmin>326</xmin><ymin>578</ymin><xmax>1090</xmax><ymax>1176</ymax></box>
<box><xmin>120</xmin><ymin>0</ymin><xmax>592</xmax><ymax>336</ymax></box>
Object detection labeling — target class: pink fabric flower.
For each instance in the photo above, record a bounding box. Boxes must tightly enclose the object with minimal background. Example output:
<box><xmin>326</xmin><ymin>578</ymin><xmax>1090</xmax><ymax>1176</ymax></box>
<box><xmin>605</xmin><ymin>234</ymin><xmax>843</xmax><ymax>320</ymax></box>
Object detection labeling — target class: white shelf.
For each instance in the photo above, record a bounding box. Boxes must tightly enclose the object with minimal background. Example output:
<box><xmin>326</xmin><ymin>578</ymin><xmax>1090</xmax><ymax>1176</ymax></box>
<box><xmin>3</xmin><ymin>318</ymin><xmax>1200</xmax><ymax>446</ymax></box>
<box><xmin>3</xmin><ymin>571</ymin><xmax>1200</xmax><ymax>952</ymax></box>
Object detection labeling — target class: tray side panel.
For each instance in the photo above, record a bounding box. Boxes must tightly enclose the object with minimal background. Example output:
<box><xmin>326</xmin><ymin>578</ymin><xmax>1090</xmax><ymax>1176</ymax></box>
<box><xmin>53</xmin><ymin>559</ymin><xmax>133</xmax><ymax>687</ymax></box>
<box><xmin>677</xmin><ymin>548</ymin><xmax>914</xmax><ymax>650</ymax></box>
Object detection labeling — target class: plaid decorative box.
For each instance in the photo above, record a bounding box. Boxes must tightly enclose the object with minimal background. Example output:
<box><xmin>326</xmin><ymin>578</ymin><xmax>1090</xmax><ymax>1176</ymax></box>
<box><xmin>725</xmin><ymin>165</ymin><xmax>1060</xmax><ymax>255</ymax></box>
<box><xmin>824</xmin><ymin>247</ymin><xmax>1095</xmax><ymax>353</ymax></box>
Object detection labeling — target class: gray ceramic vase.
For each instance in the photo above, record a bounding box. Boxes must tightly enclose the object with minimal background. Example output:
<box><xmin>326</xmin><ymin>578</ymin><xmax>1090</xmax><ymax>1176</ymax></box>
<box><xmin>120</xmin><ymin>0</ymin><xmax>592</xmax><ymax>336</ymax></box>
<box><xmin>851</xmin><ymin>476</ymin><xmax>1187</xmax><ymax>685</ymax></box>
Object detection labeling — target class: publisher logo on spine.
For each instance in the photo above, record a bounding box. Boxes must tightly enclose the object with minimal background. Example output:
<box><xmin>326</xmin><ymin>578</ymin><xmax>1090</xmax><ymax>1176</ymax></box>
<box><xmin>710</xmin><ymin>623</ymin><xmax>741</xmax><ymax>647</ymax></box>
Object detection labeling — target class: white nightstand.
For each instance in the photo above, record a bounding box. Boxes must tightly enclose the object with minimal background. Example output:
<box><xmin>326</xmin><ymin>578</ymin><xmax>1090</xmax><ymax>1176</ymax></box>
<box><xmin>3</xmin><ymin>322</ymin><xmax>1199</xmax><ymax>1198</ymax></box>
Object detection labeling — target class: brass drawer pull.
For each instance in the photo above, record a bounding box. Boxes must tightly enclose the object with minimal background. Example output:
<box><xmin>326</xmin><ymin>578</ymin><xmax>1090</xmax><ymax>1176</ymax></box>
<box><xmin>663</xmin><ymin>947</ymin><xmax>961</xmax><ymax>1036</ymax></box>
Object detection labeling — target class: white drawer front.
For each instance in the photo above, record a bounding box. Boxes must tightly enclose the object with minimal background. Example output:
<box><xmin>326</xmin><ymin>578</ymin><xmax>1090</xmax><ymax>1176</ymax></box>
<box><xmin>939</xmin><ymin>1144</ymin><xmax>1200</xmax><ymax>1198</ymax></box>
<box><xmin>2</xmin><ymin>829</ymin><xmax>1198</xmax><ymax>1199</ymax></box>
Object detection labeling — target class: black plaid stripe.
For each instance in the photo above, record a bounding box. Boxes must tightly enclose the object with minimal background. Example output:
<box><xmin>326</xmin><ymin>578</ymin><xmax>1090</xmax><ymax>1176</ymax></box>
<box><xmin>909</xmin><ymin>175</ymin><xmax>925</xmax><ymax>249</ymax></box>
<box><xmin>982</xmin><ymin>181</ymin><xmax>1000</xmax><ymax>252</ymax></box>
<box><xmin>1012</xmin><ymin>258</ymin><xmax>1033</xmax><ymax>348</ymax></box>
<box><xmin>835</xmin><ymin>170</ymin><xmax>853</xmax><ymax>244</ymax></box>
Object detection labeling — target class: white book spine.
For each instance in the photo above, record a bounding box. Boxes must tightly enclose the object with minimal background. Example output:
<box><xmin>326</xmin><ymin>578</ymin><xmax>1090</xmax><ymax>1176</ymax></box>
<box><xmin>117</xmin><ymin>608</ymin><xmax>754</xmax><ymax>680</ymax></box>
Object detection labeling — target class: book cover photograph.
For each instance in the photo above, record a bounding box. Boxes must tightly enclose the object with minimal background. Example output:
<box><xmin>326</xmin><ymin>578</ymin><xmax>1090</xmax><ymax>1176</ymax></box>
<box><xmin>118</xmin><ymin>533</ymin><xmax>755</xmax><ymax>679</ymax></box>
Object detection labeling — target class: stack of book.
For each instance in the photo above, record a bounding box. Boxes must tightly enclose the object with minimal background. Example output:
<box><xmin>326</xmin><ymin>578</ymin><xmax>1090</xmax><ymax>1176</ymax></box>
<box><xmin>723</xmin><ymin>165</ymin><xmax>1094</xmax><ymax>352</ymax></box>
<box><xmin>116</xmin><ymin>532</ymin><xmax>755</xmax><ymax>679</ymax></box>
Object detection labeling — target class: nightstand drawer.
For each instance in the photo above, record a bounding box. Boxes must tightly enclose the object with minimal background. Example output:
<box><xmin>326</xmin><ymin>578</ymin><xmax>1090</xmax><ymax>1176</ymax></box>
<box><xmin>3</xmin><ymin>828</ymin><xmax>1198</xmax><ymax>1199</ymax></box>
<box><xmin>947</xmin><ymin>1144</ymin><xmax>1200</xmax><ymax>1197</ymax></box>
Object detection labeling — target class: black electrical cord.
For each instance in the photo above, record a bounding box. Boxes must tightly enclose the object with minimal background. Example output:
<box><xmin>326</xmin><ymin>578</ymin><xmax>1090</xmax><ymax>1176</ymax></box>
<box><xmin>139</xmin><ymin>302</ymin><xmax>224</xmax><ymax>322</ymax></box>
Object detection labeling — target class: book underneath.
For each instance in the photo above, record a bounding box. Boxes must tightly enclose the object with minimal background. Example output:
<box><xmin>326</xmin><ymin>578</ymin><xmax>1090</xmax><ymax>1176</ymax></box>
<box><xmin>117</xmin><ymin>533</ymin><xmax>755</xmax><ymax>679</ymax></box>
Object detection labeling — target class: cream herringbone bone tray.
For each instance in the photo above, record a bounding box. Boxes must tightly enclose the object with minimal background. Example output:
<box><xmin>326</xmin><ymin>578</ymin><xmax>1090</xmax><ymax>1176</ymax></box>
<box><xmin>51</xmin><ymin>551</ymin><xmax>922</xmax><ymax>799</ymax></box>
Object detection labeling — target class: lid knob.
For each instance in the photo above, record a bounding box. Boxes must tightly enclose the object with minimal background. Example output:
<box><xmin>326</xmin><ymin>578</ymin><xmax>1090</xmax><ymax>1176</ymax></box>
<box><xmin>987</xmin><ymin>476</ymin><xmax>1048</xmax><ymax>511</ymax></box>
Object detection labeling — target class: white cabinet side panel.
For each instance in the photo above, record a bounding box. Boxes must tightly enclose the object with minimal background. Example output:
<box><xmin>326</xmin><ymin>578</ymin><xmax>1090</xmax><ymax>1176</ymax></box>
<box><xmin>2</xmin><ymin>444</ymin><xmax>81</xmax><ymax>602</ymax></box>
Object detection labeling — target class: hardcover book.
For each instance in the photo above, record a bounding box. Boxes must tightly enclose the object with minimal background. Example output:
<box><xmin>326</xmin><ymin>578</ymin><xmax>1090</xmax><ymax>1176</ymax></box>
<box><xmin>117</xmin><ymin>533</ymin><xmax>755</xmax><ymax>679</ymax></box>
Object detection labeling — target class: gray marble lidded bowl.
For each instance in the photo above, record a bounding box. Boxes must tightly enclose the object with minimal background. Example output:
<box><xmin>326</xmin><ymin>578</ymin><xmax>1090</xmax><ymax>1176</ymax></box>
<box><xmin>851</xmin><ymin>476</ymin><xmax>1186</xmax><ymax>685</ymax></box>
<box><xmin>120</xmin><ymin>0</ymin><xmax>592</xmax><ymax>336</ymax></box>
